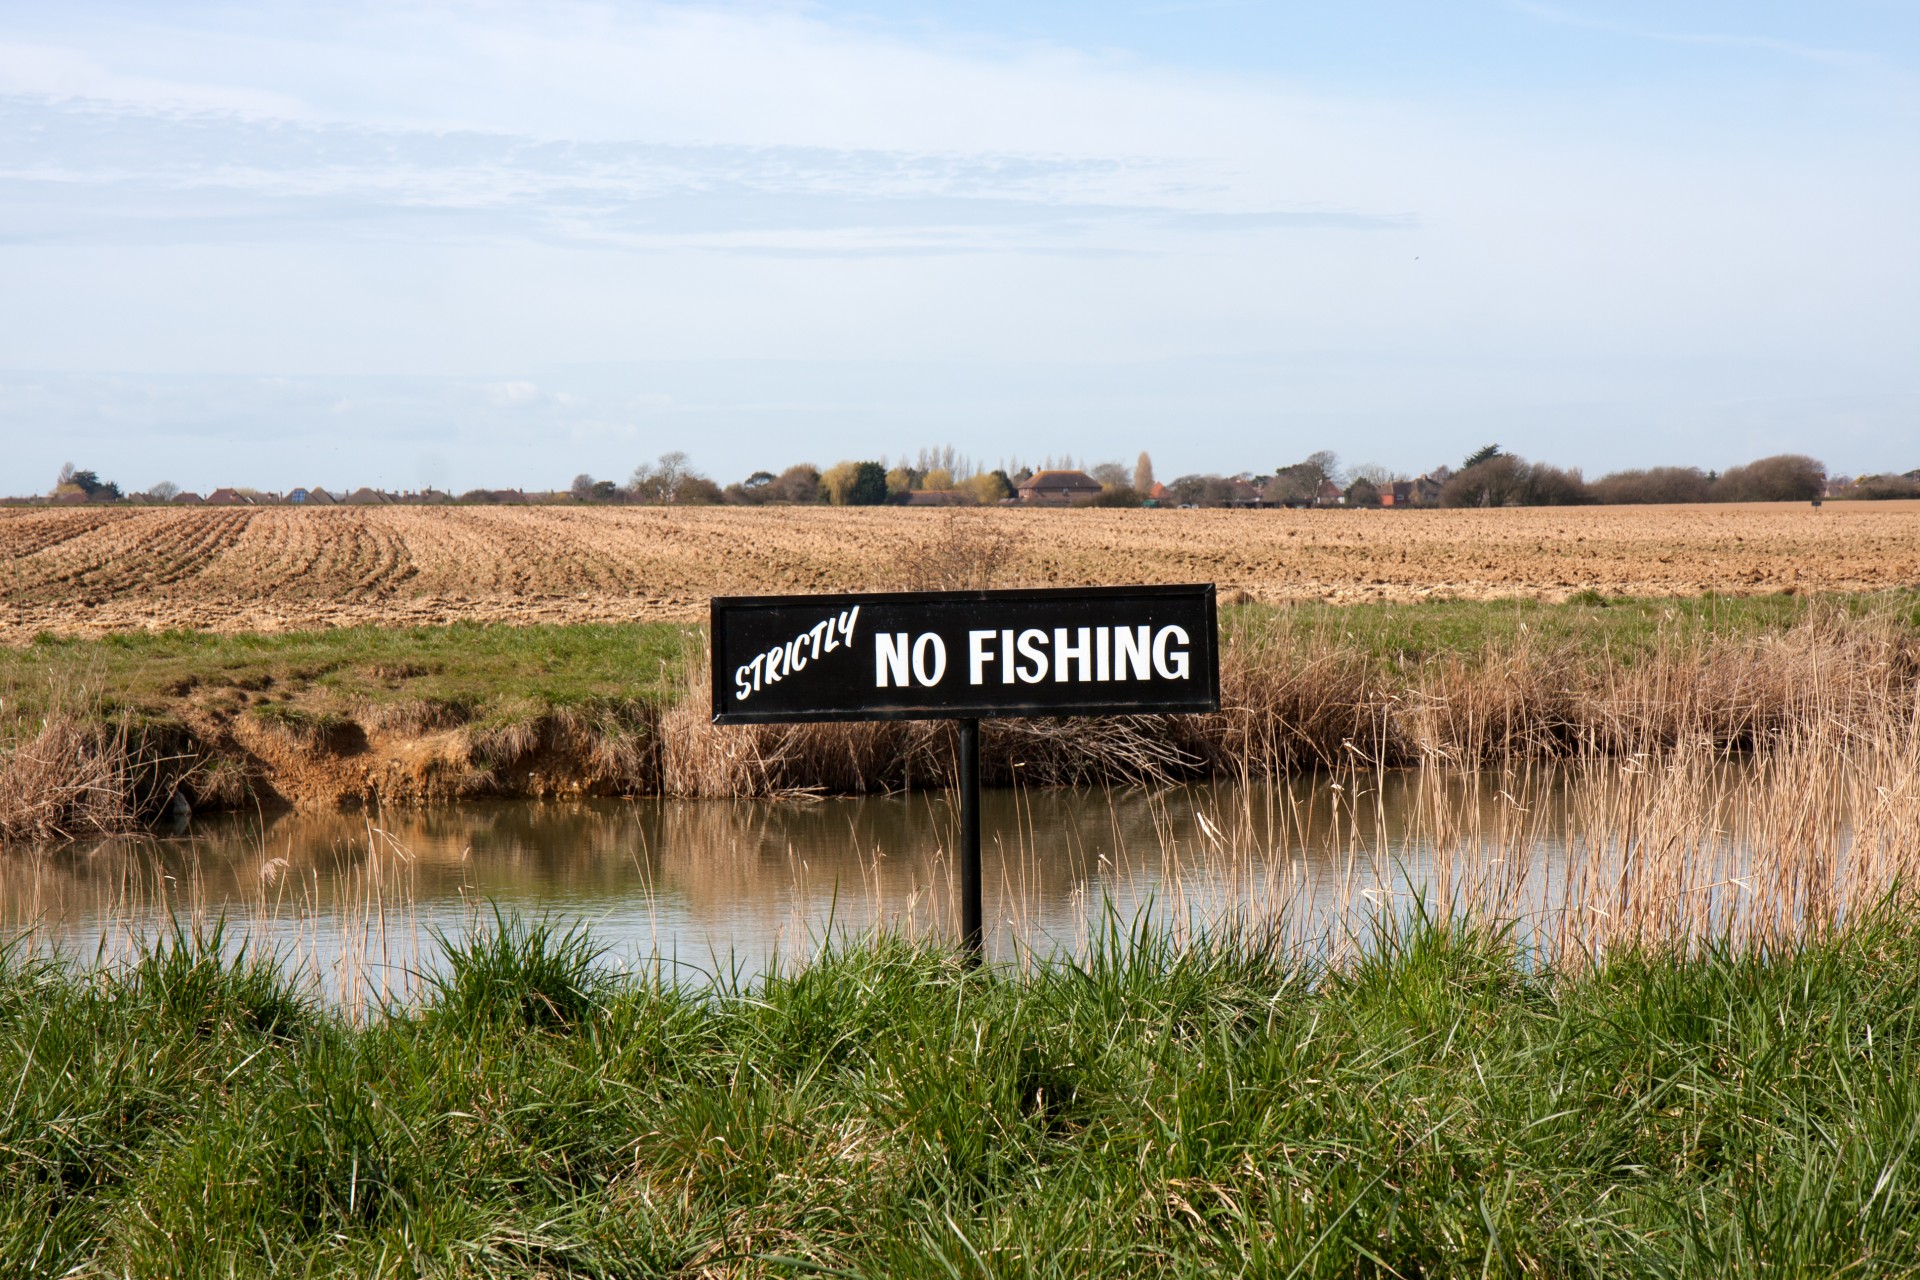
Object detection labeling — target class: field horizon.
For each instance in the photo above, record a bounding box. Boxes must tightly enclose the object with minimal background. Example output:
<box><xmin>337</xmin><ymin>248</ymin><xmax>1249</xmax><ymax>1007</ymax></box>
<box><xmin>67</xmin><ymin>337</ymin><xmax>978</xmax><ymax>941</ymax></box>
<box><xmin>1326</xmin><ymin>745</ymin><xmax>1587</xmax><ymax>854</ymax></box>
<box><xmin>5</xmin><ymin>500</ymin><xmax>1917</xmax><ymax>642</ymax></box>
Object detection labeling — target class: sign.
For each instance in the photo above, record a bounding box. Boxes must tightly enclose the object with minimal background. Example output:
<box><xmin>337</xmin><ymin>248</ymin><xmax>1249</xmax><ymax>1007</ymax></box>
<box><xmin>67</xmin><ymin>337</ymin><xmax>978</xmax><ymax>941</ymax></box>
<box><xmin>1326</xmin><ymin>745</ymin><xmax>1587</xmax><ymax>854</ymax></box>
<box><xmin>709</xmin><ymin>584</ymin><xmax>1219</xmax><ymax>725</ymax></box>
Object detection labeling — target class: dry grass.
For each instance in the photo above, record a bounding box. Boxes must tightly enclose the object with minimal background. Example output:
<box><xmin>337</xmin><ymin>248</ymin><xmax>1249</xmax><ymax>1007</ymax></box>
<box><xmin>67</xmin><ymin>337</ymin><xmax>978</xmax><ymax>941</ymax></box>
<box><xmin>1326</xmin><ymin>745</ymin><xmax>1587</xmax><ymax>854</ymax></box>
<box><xmin>658</xmin><ymin>598</ymin><xmax>1920</xmax><ymax>799</ymax></box>
<box><xmin>6</xmin><ymin>500</ymin><xmax>1918</xmax><ymax>639</ymax></box>
<box><xmin>1458</xmin><ymin>698</ymin><xmax>1920</xmax><ymax>966</ymax></box>
<box><xmin>0</xmin><ymin>713</ymin><xmax>142</xmax><ymax>844</ymax></box>
<box><xmin>1053</xmin><ymin>683</ymin><xmax>1920</xmax><ymax>975</ymax></box>
<box><xmin>0</xmin><ymin>667</ymin><xmax>217</xmax><ymax>843</ymax></box>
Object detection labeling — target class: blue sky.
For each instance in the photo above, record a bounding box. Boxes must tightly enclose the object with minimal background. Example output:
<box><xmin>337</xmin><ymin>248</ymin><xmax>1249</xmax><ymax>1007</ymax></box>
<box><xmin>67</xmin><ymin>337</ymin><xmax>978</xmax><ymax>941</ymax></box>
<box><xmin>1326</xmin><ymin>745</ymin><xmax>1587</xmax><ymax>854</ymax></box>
<box><xmin>1</xmin><ymin>0</ymin><xmax>1915</xmax><ymax>494</ymax></box>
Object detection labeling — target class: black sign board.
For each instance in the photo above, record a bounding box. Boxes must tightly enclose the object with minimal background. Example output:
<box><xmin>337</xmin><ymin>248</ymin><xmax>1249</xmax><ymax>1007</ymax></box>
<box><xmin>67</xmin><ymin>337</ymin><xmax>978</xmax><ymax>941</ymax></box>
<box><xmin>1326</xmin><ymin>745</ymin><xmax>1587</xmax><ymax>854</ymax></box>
<box><xmin>709</xmin><ymin>584</ymin><xmax>1219</xmax><ymax>725</ymax></box>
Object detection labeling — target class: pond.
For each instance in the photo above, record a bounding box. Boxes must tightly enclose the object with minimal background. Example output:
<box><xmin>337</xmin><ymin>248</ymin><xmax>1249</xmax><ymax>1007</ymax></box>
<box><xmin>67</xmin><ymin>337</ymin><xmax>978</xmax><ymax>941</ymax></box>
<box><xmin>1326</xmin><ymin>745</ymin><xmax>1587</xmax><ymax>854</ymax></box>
<box><xmin>4</xmin><ymin>773</ymin><xmax>1572</xmax><ymax>1002</ymax></box>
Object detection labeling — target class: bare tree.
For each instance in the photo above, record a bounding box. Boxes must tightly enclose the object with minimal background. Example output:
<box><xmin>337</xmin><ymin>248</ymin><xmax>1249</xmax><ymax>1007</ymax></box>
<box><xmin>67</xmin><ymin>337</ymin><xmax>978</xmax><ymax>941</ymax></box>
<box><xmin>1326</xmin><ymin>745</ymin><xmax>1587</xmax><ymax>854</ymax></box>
<box><xmin>1589</xmin><ymin>467</ymin><xmax>1713</xmax><ymax>505</ymax></box>
<box><xmin>1303</xmin><ymin>451</ymin><xmax>1342</xmax><ymax>489</ymax></box>
<box><xmin>653</xmin><ymin>451</ymin><xmax>692</xmax><ymax>500</ymax></box>
<box><xmin>629</xmin><ymin>451</ymin><xmax>697</xmax><ymax>503</ymax></box>
<box><xmin>1133</xmin><ymin>452</ymin><xmax>1154</xmax><ymax>493</ymax></box>
<box><xmin>913</xmin><ymin>444</ymin><xmax>976</xmax><ymax>480</ymax></box>
<box><xmin>1089</xmin><ymin>461</ymin><xmax>1129</xmax><ymax>488</ymax></box>
<box><xmin>771</xmin><ymin>464</ymin><xmax>821</xmax><ymax>503</ymax></box>
<box><xmin>149</xmin><ymin>481</ymin><xmax>180</xmax><ymax>502</ymax></box>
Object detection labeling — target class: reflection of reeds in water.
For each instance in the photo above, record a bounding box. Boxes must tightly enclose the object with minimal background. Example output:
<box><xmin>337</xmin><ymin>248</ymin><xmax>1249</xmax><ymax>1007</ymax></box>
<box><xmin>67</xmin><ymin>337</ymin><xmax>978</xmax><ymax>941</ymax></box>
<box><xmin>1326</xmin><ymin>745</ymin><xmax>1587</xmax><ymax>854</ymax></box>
<box><xmin>5</xmin><ymin>816</ymin><xmax>435</xmax><ymax>1021</ymax></box>
<box><xmin>978</xmin><ymin>677</ymin><xmax>1920</xmax><ymax>974</ymax></box>
<box><xmin>9</xmin><ymin>678</ymin><xmax>1920</xmax><ymax>996</ymax></box>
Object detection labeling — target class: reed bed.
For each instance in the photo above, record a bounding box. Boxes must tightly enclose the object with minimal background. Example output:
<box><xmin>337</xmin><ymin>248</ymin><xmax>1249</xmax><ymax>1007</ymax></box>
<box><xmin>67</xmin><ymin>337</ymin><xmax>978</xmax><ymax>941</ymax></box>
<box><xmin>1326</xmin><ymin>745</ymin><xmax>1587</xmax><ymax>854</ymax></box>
<box><xmin>657</xmin><ymin>598</ymin><xmax>1920</xmax><ymax>798</ymax></box>
<box><xmin>0</xmin><ymin>712</ymin><xmax>142</xmax><ymax>845</ymax></box>
<box><xmin>15</xmin><ymin>648</ymin><xmax>1920</xmax><ymax>984</ymax></box>
<box><xmin>0</xmin><ymin>696</ymin><xmax>212</xmax><ymax>846</ymax></box>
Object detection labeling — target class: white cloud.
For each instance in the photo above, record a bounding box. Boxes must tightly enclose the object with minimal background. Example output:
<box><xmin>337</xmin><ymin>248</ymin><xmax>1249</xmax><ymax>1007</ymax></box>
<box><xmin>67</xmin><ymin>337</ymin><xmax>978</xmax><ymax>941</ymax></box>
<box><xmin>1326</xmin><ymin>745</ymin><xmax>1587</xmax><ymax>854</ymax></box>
<box><xmin>482</xmin><ymin>379</ymin><xmax>542</xmax><ymax>407</ymax></box>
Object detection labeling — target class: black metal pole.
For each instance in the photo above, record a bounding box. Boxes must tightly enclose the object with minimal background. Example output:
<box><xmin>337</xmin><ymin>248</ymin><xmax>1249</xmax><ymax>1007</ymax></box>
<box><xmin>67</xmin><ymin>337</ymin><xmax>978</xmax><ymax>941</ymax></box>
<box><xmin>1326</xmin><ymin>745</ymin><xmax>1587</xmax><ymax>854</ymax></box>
<box><xmin>957</xmin><ymin>717</ymin><xmax>983</xmax><ymax>965</ymax></box>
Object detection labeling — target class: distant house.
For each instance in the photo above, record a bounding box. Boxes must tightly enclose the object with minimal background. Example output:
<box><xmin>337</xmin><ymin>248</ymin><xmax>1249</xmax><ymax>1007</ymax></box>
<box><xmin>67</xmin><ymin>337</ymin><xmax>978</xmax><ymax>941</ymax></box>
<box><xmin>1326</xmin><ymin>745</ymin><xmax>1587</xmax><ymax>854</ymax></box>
<box><xmin>287</xmin><ymin>488</ymin><xmax>310</xmax><ymax>504</ymax></box>
<box><xmin>1382</xmin><ymin>481</ymin><xmax>1415</xmax><ymax>508</ymax></box>
<box><xmin>1145</xmin><ymin>482</ymin><xmax>1171</xmax><ymax>508</ymax></box>
<box><xmin>302</xmin><ymin>487</ymin><xmax>338</xmax><ymax>506</ymax></box>
<box><xmin>1016</xmin><ymin>469</ymin><xmax>1103</xmax><ymax>505</ymax></box>
<box><xmin>204</xmin><ymin>488</ymin><xmax>251</xmax><ymax>506</ymax></box>
<box><xmin>343</xmin><ymin>487</ymin><xmax>390</xmax><ymax>505</ymax></box>
<box><xmin>1316</xmin><ymin>480</ymin><xmax>1345</xmax><ymax>507</ymax></box>
<box><xmin>416</xmin><ymin>488</ymin><xmax>454</xmax><ymax>505</ymax></box>
<box><xmin>171</xmin><ymin>491</ymin><xmax>204</xmax><ymax>506</ymax></box>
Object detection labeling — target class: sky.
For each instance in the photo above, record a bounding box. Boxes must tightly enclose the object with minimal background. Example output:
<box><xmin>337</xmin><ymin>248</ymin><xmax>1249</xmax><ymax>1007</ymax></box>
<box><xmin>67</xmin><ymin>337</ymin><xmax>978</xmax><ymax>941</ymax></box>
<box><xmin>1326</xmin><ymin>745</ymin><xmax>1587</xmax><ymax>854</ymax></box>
<box><xmin>0</xmin><ymin>0</ymin><xmax>1915</xmax><ymax>496</ymax></box>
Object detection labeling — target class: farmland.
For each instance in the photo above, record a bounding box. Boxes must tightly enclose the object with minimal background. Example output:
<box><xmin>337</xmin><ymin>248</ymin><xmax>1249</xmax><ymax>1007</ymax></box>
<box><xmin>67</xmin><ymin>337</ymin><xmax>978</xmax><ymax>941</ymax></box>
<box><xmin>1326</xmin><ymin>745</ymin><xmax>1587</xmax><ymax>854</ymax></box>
<box><xmin>4</xmin><ymin>499</ymin><xmax>1919</xmax><ymax>833</ymax></box>
<box><xmin>4</xmin><ymin>500</ymin><xmax>1918</xmax><ymax>641</ymax></box>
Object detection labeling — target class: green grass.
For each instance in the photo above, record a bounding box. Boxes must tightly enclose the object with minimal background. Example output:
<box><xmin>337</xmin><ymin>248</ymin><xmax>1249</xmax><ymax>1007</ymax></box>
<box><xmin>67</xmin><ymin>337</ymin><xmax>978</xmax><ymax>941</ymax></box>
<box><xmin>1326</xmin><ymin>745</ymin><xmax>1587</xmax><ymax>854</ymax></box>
<box><xmin>1223</xmin><ymin>589</ymin><xmax>1919</xmax><ymax>669</ymax></box>
<box><xmin>0</xmin><ymin>621</ymin><xmax>697</xmax><ymax>732</ymax></box>
<box><xmin>3</xmin><ymin>911</ymin><xmax>1918</xmax><ymax>1276</ymax></box>
<box><xmin>9</xmin><ymin>594</ymin><xmax>1916</xmax><ymax>739</ymax></box>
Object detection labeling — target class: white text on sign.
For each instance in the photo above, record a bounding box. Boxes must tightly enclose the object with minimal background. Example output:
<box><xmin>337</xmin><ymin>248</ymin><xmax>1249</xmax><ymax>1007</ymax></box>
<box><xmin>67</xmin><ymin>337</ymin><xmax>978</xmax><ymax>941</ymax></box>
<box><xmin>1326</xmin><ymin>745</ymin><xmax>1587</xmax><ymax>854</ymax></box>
<box><xmin>733</xmin><ymin>607</ymin><xmax>860</xmax><ymax>703</ymax></box>
<box><xmin>874</xmin><ymin>626</ymin><xmax>1189</xmax><ymax>689</ymax></box>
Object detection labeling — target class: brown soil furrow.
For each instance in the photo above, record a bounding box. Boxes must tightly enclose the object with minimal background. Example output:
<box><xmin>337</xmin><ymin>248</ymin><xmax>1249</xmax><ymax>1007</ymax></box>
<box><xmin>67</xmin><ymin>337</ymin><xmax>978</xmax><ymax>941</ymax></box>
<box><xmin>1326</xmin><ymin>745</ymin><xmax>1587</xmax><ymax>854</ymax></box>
<box><xmin>116</xmin><ymin>510</ymin><xmax>252</xmax><ymax>596</ymax></box>
<box><xmin>192</xmin><ymin>508</ymin><xmax>327</xmax><ymax>596</ymax></box>
<box><xmin>6</xmin><ymin>509</ymin><xmax>245</xmax><ymax>600</ymax></box>
<box><xmin>0</xmin><ymin>508</ymin><xmax>135</xmax><ymax>560</ymax></box>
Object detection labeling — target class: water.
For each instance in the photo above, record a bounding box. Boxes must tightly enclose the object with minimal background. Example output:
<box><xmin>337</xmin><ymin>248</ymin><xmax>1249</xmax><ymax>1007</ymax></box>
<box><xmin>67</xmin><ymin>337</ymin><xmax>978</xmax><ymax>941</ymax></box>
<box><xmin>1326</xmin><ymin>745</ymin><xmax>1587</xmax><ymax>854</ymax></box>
<box><xmin>5</xmin><ymin>775</ymin><xmax>1550</xmax><ymax>997</ymax></box>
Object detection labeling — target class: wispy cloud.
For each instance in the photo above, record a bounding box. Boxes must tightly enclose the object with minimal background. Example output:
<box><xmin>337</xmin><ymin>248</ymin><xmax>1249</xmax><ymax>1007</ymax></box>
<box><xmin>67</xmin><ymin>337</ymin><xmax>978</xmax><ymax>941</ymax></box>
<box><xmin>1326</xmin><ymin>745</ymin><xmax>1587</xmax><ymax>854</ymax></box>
<box><xmin>0</xmin><ymin>95</ymin><xmax>1411</xmax><ymax>254</ymax></box>
<box><xmin>1504</xmin><ymin>1</ymin><xmax>1879</xmax><ymax>68</ymax></box>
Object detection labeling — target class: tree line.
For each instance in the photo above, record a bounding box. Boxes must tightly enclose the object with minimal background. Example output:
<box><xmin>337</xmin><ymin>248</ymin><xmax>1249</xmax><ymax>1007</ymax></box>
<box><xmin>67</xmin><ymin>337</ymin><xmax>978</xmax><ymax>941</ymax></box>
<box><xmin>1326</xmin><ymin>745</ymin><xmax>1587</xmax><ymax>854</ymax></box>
<box><xmin>560</xmin><ymin>446</ymin><xmax>1910</xmax><ymax>510</ymax></box>
<box><xmin>32</xmin><ymin>448</ymin><xmax>1920</xmax><ymax>510</ymax></box>
<box><xmin>1162</xmin><ymin>448</ymin><xmax>1896</xmax><ymax>509</ymax></box>
<box><xmin>572</xmin><ymin>449</ymin><xmax>1022</xmax><ymax>508</ymax></box>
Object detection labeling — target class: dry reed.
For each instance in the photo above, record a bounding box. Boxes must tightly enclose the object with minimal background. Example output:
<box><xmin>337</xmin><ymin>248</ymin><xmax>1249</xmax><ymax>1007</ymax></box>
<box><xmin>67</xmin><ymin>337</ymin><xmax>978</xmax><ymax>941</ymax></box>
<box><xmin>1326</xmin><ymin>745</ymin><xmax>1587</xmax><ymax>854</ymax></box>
<box><xmin>662</xmin><ymin>601</ymin><xmax>1920</xmax><ymax>799</ymax></box>
<box><xmin>0</xmin><ymin>712</ymin><xmax>141</xmax><ymax>844</ymax></box>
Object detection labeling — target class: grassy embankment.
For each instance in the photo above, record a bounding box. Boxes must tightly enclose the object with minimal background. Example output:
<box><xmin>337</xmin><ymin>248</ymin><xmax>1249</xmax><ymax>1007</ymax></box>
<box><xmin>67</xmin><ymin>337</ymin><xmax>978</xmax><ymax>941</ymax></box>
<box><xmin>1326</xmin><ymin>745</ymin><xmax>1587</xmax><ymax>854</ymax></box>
<box><xmin>3</xmin><ymin>910</ymin><xmax>1918</xmax><ymax>1277</ymax></box>
<box><xmin>3</xmin><ymin>592</ymin><xmax>1917</xmax><ymax>840</ymax></box>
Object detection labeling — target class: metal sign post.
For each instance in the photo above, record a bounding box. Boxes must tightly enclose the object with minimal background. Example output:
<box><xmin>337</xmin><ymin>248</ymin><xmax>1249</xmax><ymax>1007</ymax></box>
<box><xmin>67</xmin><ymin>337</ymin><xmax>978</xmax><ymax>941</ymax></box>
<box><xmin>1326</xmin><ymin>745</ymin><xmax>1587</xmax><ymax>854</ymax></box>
<box><xmin>958</xmin><ymin>717</ymin><xmax>982</xmax><ymax>956</ymax></box>
<box><xmin>710</xmin><ymin>583</ymin><xmax>1221</xmax><ymax>962</ymax></box>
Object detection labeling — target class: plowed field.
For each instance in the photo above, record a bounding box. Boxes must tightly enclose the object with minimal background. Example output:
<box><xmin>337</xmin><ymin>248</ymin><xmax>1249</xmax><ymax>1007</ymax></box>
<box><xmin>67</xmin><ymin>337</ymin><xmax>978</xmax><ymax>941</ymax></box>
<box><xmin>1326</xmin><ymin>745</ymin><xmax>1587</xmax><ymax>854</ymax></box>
<box><xmin>3</xmin><ymin>502</ymin><xmax>1916</xmax><ymax>641</ymax></box>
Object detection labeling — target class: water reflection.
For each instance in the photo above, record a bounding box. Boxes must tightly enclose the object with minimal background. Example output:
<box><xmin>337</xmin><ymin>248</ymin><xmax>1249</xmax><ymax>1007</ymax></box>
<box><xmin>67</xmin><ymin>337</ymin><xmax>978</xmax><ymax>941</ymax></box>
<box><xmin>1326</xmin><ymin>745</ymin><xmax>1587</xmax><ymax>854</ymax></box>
<box><xmin>4</xmin><ymin>774</ymin><xmax>1567</xmax><ymax>996</ymax></box>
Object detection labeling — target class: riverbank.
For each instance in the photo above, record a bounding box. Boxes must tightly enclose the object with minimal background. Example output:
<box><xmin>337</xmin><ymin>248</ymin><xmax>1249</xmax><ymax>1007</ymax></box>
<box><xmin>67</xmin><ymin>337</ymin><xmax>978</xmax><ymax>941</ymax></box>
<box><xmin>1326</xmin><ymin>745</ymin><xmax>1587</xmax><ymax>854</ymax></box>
<box><xmin>3</xmin><ymin>593</ymin><xmax>1917</xmax><ymax>842</ymax></box>
<box><xmin>3</xmin><ymin>911</ymin><xmax>1916</xmax><ymax>1276</ymax></box>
